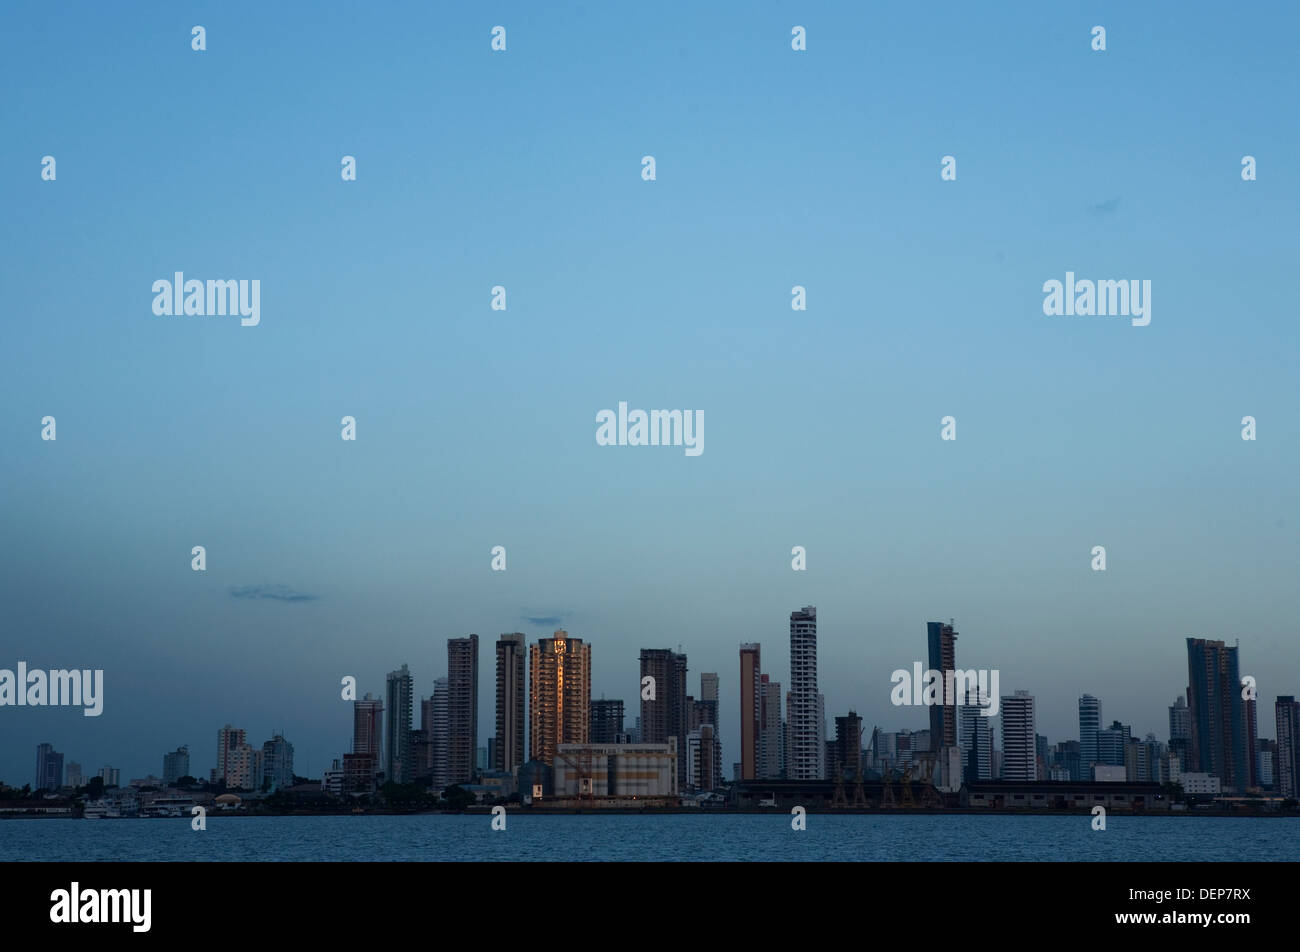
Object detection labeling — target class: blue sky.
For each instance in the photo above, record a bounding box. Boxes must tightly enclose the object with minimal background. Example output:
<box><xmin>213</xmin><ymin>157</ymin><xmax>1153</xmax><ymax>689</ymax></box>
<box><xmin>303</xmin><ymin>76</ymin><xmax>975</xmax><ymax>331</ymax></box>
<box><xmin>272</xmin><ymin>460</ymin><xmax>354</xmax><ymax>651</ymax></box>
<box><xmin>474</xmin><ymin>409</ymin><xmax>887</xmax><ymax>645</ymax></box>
<box><xmin>2</xmin><ymin>1</ymin><xmax>1298</xmax><ymax>784</ymax></box>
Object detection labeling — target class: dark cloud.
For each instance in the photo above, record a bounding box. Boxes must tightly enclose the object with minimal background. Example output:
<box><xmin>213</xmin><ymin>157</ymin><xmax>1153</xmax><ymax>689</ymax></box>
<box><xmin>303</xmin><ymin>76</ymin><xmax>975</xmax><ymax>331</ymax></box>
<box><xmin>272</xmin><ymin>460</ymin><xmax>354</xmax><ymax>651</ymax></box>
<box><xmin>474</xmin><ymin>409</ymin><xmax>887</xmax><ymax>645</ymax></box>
<box><xmin>229</xmin><ymin>585</ymin><xmax>319</xmax><ymax>603</ymax></box>
<box><xmin>524</xmin><ymin>614</ymin><xmax>564</xmax><ymax>627</ymax></box>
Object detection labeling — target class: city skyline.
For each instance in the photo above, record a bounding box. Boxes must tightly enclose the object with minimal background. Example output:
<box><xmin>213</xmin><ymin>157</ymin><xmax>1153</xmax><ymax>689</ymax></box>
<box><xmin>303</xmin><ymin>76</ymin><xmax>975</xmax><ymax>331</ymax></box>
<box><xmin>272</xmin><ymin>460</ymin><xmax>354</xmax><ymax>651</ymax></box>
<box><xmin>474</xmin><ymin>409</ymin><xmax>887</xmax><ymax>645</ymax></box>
<box><xmin>13</xmin><ymin>614</ymin><xmax>1293</xmax><ymax>795</ymax></box>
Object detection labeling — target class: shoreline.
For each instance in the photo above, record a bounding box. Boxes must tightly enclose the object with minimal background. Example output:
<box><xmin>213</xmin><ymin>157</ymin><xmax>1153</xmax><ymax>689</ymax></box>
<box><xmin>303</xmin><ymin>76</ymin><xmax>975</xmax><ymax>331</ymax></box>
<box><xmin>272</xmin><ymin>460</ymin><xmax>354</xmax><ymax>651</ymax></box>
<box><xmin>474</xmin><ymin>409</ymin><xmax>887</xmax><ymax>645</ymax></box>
<box><xmin>7</xmin><ymin>808</ymin><xmax>1296</xmax><ymax>820</ymax></box>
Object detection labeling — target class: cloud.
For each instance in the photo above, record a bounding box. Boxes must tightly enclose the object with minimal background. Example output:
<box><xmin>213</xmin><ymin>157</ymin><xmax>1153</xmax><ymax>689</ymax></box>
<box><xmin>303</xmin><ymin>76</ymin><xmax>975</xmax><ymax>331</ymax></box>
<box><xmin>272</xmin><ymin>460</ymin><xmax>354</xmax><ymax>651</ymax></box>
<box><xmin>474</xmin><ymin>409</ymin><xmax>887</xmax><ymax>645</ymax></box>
<box><xmin>1089</xmin><ymin>196</ymin><xmax>1121</xmax><ymax>216</ymax></box>
<box><xmin>229</xmin><ymin>585</ymin><xmax>319</xmax><ymax>603</ymax></box>
<box><xmin>523</xmin><ymin>614</ymin><xmax>564</xmax><ymax>627</ymax></box>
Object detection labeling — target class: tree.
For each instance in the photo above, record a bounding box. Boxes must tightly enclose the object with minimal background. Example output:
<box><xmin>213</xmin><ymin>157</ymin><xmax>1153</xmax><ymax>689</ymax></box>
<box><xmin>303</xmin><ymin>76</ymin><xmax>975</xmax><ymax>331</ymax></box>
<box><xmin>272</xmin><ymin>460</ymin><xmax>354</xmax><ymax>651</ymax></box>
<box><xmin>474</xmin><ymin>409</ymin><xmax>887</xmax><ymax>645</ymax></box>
<box><xmin>441</xmin><ymin>784</ymin><xmax>475</xmax><ymax>812</ymax></box>
<box><xmin>84</xmin><ymin>777</ymin><xmax>104</xmax><ymax>801</ymax></box>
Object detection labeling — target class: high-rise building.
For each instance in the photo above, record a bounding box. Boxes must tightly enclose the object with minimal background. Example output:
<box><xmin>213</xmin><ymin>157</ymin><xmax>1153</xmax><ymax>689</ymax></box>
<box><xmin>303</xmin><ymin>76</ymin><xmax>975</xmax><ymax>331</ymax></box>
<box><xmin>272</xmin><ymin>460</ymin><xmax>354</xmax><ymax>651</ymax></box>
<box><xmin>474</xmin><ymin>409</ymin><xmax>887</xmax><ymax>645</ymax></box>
<box><xmin>1097</xmin><ymin>720</ymin><xmax>1131</xmax><ymax>767</ymax></box>
<box><xmin>410</xmin><ymin>728</ymin><xmax>431</xmax><ymax>778</ymax></box>
<box><xmin>816</xmin><ymin>692</ymin><xmax>827</xmax><ymax>780</ymax></box>
<box><xmin>1078</xmin><ymin>695</ymin><xmax>1102</xmax><ymax>770</ymax></box>
<box><xmin>1000</xmin><ymin>690</ymin><xmax>1036</xmax><ymax>781</ymax></box>
<box><xmin>1245</xmin><ymin>697</ymin><xmax>1259</xmax><ymax>789</ymax></box>
<box><xmin>261</xmin><ymin>734</ymin><xmax>294</xmax><ymax>790</ymax></box>
<box><xmin>927</xmin><ymin>621</ymin><xmax>958</xmax><ymax>750</ymax></box>
<box><xmin>959</xmin><ymin>691</ymin><xmax>994</xmax><ymax>781</ymax></box>
<box><xmin>1276</xmin><ymin>696</ymin><xmax>1300</xmax><ymax>799</ymax></box>
<box><xmin>416</xmin><ymin>698</ymin><xmax>436</xmax><ymax>776</ymax></box>
<box><xmin>1168</xmin><ymin>694</ymin><xmax>1191</xmax><ymax>766</ymax></box>
<box><xmin>686</xmin><ymin>723</ymin><xmax>722</xmax><ymax>791</ymax></box>
<box><xmin>591</xmin><ymin>699</ymin><xmax>625</xmax><ymax>744</ymax></box>
<box><xmin>447</xmin><ymin>636</ymin><xmax>479</xmax><ymax>785</ymax></box>
<box><xmin>788</xmin><ymin>606</ymin><xmax>821</xmax><ymax>780</ymax></box>
<box><xmin>495</xmin><ymin>634</ymin><xmax>526</xmax><ymax>774</ymax></box>
<box><xmin>530</xmin><ymin>631</ymin><xmax>591</xmax><ymax>766</ymax></box>
<box><xmin>35</xmin><ymin>743</ymin><xmax>63</xmax><ymax>790</ymax></box>
<box><xmin>216</xmin><ymin>725</ymin><xmax>246</xmax><ymax>783</ymax></box>
<box><xmin>1051</xmin><ymin>740</ymin><xmax>1082</xmax><ymax>782</ymax></box>
<box><xmin>1256</xmin><ymin>739</ymin><xmax>1275</xmax><ymax>790</ymax></box>
<box><xmin>65</xmin><ymin>761</ymin><xmax>84</xmax><ymax>789</ymax></box>
<box><xmin>215</xmin><ymin>723</ymin><xmax>259</xmax><ymax>790</ymax></box>
<box><xmin>385</xmin><ymin>664</ymin><xmax>414</xmax><ymax>784</ymax></box>
<box><xmin>353</xmin><ymin>693</ymin><xmax>383</xmax><ymax>782</ymax></box>
<box><xmin>759</xmin><ymin>674</ymin><xmax>783</xmax><ymax>779</ymax></box>
<box><xmin>700</xmin><ymin>672</ymin><xmax>719</xmax><ymax>730</ymax></box>
<box><xmin>162</xmin><ymin>746</ymin><xmax>190</xmax><ymax>786</ymax></box>
<box><xmin>640</xmin><ymin>648</ymin><xmax>689</xmax><ymax>788</ymax></box>
<box><xmin>97</xmin><ymin>765</ymin><xmax>121</xmax><ymax>788</ymax></box>
<box><xmin>830</xmin><ymin>712</ymin><xmax>863</xmax><ymax>779</ymax></box>
<box><xmin>430</xmin><ymin>678</ymin><xmax>450</xmax><ymax>790</ymax></box>
<box><xmin>1185</xmin><ymin>638</ymin><xmax>1249</xmax><ymax>792</ymax></box>
<box><xmin>739</xmin><ymin>644</ymin><xmax>761</xmax><ymax>780</ymax></box>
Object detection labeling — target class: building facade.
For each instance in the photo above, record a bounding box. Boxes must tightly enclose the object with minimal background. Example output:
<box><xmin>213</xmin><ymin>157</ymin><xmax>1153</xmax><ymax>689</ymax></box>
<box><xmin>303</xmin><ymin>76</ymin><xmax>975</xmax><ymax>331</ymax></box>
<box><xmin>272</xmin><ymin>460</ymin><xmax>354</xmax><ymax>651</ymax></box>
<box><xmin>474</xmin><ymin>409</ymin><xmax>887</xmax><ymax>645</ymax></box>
<box><xmin>448</xmin><ymin>636</ymin><xmax>479</xmax><ymax>785</ymax></box>
<box><xmin>739</xmin><ymin>643</ymin><xmax>761</xmax><ymax>780</ymax></box>
<box><xmin>1185</xmin><ymin>638</ymin><xmax>1248</xmax><ymax>793</ymax></box>
<box><xmin>384</xmin><ymin>665</ymin><xmax>414</xmax><ymax>784</ymax></box>
<box><xmin>1000</xmin><ymin>690</ymin><xmax>1036</xmax><ymax>781</ymax></box>
<box><xmin>530</xmin><ymin>631</ymin><xmax>591</xmax><ymax>766</ymax></box>
<box><xmin>640</xmin><ymin>648</ymin><xmax>689</xmax><ymax>788</ymax></box>
<box><xmin>495</xmin><ymin>633</ymin><xmax>526</xmax><ymax>773</ymax></box>
<box><xmin>788</xmin><ymin>606</ymin><xmax>821</xmax><ymax>781</ymax></box>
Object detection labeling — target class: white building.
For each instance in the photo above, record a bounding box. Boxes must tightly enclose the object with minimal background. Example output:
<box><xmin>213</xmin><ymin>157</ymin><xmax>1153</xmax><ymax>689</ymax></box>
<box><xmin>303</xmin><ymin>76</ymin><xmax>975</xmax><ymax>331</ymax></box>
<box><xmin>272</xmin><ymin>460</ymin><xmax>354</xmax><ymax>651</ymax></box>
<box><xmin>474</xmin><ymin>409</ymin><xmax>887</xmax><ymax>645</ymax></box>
<box><xmin>999</xmin><ymin>691</ymin><xmax>1036</xmax><ymax>781</ymax></box>
<box><xmin>1093</xmin><ymin>765</ymin><xmax>1126</xmax><ymax>782</ymax></box>
<box><xmin>1181</xmin><ymin>772</ymin><xmax>1222</xmax><ymax>795</ymax></box>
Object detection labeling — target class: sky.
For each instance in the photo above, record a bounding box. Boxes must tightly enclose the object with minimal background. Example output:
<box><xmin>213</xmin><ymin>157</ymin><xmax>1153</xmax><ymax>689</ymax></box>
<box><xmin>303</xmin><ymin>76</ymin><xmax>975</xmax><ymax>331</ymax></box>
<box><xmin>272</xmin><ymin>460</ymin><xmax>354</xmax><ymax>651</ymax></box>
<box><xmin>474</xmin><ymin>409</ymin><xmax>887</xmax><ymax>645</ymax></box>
<box><xmin>1</xmin><ymin>1</ymin><xmax>1298</xmax><ymax>785</ymax></box>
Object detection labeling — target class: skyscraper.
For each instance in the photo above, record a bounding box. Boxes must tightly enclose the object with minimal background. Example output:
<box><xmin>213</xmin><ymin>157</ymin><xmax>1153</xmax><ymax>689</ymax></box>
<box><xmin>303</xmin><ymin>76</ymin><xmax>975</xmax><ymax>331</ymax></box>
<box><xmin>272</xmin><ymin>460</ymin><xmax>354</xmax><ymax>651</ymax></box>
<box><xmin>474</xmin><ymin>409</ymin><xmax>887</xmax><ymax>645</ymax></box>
<box><xmin>1000</xmin><ymin>690</ymin><xmax>1036</xmax><ymax>781</ymax></box>
<box><xmin>830</xmin><ymin>711</ymin><xmax>863</xmax><ymax>780</ymax></box>
<box><xmin>530</xmin><ymin>630</ymin><xmax>591</xmax><ymax>766</ymax></box>
<box><xmin>495</xmin><ymin>634</ymin><xmax>526</xmax><ymax>774</ymax></box>
<box><xmin>739</xmin><ymin>644</ymin><xmax>761</xmax><ymax>780</ymax></box>
<box><xmin>1097</xmin><ymin>720</ymin><xmax>1131</xmax><ymax>768</ymax></box>
<box><xmin>261</xmin><ymin>734</ymin><xmax>294</xmax><ymax>790</ymax></box>
<box><xmin>1245</xmin><ymin>697</ymin><xmax>1260</xmax><ymax>789</ymax></box>
<box><xmin>1078</xmin><ymin>695</ymin><xmax>1102</xmax><ymax>770</ymax></box>
<box><xmin>927</xmin><ymin>621</ymin><xmax>958</xmax><ymax>750</ymax></box>
<box><xmin>959</xmin><ymin>691</ymin><xmax>993</xmax><ymax>781</ymax></box>
<box><xmin>759</xmin><ymin>674</ymin><xmax>784</xmax><ymax>779</ymax></box>
<box><xmin>686</xmin><ymin>723</ymin><xmax>722</xmax><ymax>791</ymax></box>
<box><xmin>430</xmin><ymin>678</ymin><xmax>450</xmax><ymax>789</ymax></box>
<box><xmin>1185</xmin><ymin>638</ymin><xmax>1249</xmax><ymax>792</ymax></box>
<box><xmin>1276</xmin><ymin>696</ymin><xmax>1300</xmax><ymax>799</ymax></box>
<box><xmin>788</xmin><ymin>606</ymin><xmax>821</xmax><ymax>780</ymax></box>
<box><xmin>35</xmin><ymin>742</ymin><xmax>63</xmax><ymax>790</ymax></box>
<box><xmin>1168</xmin><ymin>694</ymin><xmax>1191</xmax><ymax>766</ymax></box>
<box><xmin>700</xmin><ymin>672</ymin><xmax>719</xmax><ymax>733</ymax></box>
<box><xmin>591</xmin><ymin>698</ymin><xmax>625</xmax><ymax>744</ymax></box>
<box><xmin>385</xmin><ymin>664</ymin><xmax>414</xmax><ymax>784</ymax></box>
<box><xmin>640</xmin><ymin>647</ymin><xmax>689</xmax><ymax>788</ymax></box>
<box><xmin>447</xmin><ymin>635</ymin><xmax>479</xmax><ymax>785</ymax></box>
<box><xmin>417</xmin><ymin>697</ymin><xmax>436</xmax><ymax>776</ymax></box>
<box><xmin>353</xmin><ymin>693</ymin><xmax>383</xmax><ymax>781</ymax></box>
<box><xmin>162</xmin><ymin>746</ymin><xmax>190</xmax><ymax>786</ymax></box>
